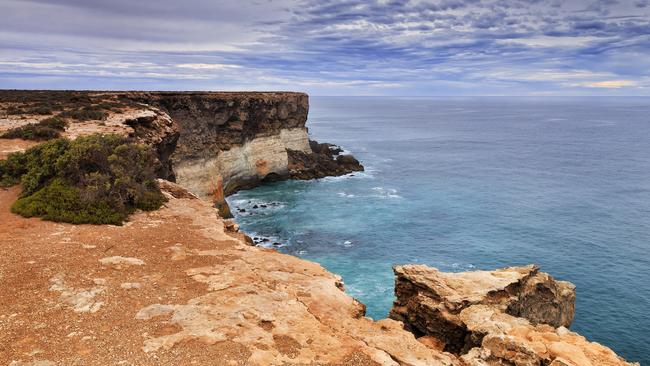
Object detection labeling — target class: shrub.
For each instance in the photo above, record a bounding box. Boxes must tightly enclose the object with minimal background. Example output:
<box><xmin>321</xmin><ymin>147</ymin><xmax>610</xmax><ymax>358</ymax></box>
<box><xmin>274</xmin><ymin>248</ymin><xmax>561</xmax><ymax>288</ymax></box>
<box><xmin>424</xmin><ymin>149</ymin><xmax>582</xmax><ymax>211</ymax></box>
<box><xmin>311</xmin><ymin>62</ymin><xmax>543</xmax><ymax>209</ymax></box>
<box><xmin>0</xmin><ymin>117</ymin><xmax>67</xmax><ymax>141</ymax></box>
<box><xmin>0</xmin><ymin>134</ymin><xmax>166</xmax><ymax>225</ymax></box>
<box><xmin>59</xmin><ymin>106</ymin><xmax>109</xmax><ymax>121</ymax></box>
<box><xmin>5</xmin><ymin>105</ymin><xmax>25</xmax><ymax>115</ymax></box>
<box><xmin>25</xmin><ymin>105</ymin><xmax>54</xmax><ymax>115</ymax></box>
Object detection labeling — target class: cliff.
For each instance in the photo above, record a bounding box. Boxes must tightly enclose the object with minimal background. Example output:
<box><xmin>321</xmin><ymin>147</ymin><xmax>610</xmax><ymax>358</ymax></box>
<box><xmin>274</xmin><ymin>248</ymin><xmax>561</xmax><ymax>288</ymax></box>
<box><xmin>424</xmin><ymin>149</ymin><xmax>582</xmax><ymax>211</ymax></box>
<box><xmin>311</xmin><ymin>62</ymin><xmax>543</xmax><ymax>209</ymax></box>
<box><xmin>0</xmin><ymin>91</ymin><xmax>363</xmax><ymax>203</ymax></box>
<box><xmin>131</xmin><ymin>92</ymin><xmax>314</xmax><ymax>196</ymax></box>
<box><xmin>0</xmin><ymin>90</ymin><xmax>638</xmax><ymax>365</ymax></box>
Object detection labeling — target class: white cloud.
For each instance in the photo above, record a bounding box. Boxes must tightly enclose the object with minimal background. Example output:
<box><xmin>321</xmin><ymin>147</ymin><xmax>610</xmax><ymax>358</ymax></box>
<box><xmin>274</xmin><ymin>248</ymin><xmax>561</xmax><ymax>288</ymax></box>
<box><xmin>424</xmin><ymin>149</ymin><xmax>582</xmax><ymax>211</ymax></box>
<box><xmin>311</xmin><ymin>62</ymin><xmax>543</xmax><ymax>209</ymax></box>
<box><xmin>175</xmin><ymin>63</ymin><xmax>242</xmax><ymax>70</ymax></box>
<box><xmin>580</xmin><ymin>80</ymin><xmax>637</xmax><ymax>88</ymax></box>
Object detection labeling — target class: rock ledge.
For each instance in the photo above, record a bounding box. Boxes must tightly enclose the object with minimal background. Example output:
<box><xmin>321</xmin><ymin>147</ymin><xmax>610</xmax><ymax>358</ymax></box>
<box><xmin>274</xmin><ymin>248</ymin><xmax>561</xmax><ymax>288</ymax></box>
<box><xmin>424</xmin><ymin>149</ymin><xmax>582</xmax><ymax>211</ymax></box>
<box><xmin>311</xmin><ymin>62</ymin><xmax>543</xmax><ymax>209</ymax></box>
<box><xmin>389</xmin><ymin>264</ymin><xmax>637</xmax><ymax>366</ymax></box>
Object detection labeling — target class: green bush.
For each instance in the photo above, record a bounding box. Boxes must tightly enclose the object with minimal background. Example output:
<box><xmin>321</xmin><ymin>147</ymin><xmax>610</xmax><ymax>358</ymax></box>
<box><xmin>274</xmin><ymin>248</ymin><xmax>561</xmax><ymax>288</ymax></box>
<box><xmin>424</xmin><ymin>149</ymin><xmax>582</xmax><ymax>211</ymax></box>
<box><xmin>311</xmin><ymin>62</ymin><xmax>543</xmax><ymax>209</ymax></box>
<box><xmin>25</xmin><ymin>105</ymin><xmax>54</xmax><ymax>115</ymax></box>
<box><xmin>6</xmin><ymin>105</ymin><xmax>25</xmax><ymax>115</ymax></box>
<box><xmin>0</xmin><ymin>117</ymin><xmax>67</xmax><ymax>141</ymax></box>
<box><xmin>0</xmin><ymin>134</ymin><xmax>166</xmax><ymax>225</ymax></box>
<box><xmin>59</xmin><ymin>106</ymin><xmax>108</xmax><ymax>121</ymax></box>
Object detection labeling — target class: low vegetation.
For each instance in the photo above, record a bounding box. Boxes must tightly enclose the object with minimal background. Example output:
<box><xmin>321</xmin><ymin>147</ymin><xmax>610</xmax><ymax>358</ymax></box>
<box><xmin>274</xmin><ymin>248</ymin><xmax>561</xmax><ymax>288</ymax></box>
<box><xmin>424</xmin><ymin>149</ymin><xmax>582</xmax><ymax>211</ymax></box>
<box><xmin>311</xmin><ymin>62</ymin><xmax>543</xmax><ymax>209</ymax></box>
<box><xmin>58</xmin><ymin>106</ymin><xmax>109</xmax><ymax>121</ymax></box>
<box><xmin>0</xmin><ymin>134</ymin><xmax>166</xmax><ymax>225</ymax></box>
<box><xmin>1</xmin><ymin>91</ymin><xmax>140</xmax><ymax>123</ymax></box>
<box><xmin>1</xmin><ymin>117</ymin><xmax>67</xmax><ymax>141</ymax></box>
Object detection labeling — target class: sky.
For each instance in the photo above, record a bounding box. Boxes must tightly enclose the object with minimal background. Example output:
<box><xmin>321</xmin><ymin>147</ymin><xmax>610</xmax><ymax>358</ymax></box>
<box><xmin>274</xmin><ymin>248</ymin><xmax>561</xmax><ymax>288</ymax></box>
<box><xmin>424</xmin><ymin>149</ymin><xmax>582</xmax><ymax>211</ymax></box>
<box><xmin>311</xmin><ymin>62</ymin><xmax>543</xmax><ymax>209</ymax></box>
<box><xmin>1</xmin><ymin>0</ymin><xmax>649</xmax><ymax>95</ymax></box>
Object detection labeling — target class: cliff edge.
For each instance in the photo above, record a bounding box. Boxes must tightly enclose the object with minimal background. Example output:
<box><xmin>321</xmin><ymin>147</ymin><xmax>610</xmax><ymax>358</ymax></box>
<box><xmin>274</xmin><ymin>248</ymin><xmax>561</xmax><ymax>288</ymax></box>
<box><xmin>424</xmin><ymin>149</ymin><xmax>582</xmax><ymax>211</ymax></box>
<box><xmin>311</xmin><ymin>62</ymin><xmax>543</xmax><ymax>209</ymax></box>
<box><xmin>0</xmin><ymin>181</ymin><xmax>458</xmax><ymax>366</ymax></box>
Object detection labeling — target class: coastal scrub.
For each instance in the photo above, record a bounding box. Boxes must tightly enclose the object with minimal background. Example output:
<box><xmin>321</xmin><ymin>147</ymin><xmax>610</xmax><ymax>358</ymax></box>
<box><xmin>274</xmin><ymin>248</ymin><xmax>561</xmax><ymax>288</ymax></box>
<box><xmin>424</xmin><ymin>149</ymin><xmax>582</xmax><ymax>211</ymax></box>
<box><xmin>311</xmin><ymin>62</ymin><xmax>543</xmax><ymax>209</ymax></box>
<box><xmin>0</xmin><ymin>134</ymin><xmax>166</xmax><ymax>225</ymax></box>
<box><xmin>0</xmin><ymin>117</ymin><xmax>67</xmax><ymax>141</ymax></box>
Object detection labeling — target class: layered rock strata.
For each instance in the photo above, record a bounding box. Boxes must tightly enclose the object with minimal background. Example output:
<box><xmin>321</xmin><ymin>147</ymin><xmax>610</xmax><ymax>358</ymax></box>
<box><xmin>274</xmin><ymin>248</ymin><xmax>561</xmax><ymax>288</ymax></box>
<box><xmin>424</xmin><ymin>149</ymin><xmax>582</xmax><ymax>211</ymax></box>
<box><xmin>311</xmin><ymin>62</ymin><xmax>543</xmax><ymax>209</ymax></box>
<box><xmin>125</xmin><ymin>92</ymin><xmax>363</xmax><ymax>197</ymax></box>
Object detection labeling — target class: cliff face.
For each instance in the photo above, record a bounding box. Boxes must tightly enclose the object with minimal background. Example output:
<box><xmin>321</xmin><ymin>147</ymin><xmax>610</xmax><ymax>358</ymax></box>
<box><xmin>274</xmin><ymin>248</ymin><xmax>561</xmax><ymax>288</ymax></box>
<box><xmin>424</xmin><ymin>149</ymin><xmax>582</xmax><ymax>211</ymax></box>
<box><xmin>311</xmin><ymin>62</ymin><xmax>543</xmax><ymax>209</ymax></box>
<box><xmin>0</xmin><ymin>91</ymin><xmax>364</xmax><ymax>203</ymax></box>
<box><xmin>132</xmin><ymin>92</ymin><xmax>313</xmax><ymax>196</ymax></box>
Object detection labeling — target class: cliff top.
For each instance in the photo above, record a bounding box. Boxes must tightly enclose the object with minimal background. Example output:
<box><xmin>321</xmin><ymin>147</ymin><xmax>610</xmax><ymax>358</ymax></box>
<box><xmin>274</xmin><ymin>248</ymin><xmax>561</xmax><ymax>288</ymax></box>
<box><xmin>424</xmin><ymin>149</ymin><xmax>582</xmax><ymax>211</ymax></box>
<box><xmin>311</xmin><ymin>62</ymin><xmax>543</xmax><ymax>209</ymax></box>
<box><xmin>0</xmin><ymin>90</ymin><xmax>308</xmax><ymax>99</ymax></box>
<box><xmin>0</xmin><ymin>181</ymin><xmax>458</xmax><ymax>366</ymax></box>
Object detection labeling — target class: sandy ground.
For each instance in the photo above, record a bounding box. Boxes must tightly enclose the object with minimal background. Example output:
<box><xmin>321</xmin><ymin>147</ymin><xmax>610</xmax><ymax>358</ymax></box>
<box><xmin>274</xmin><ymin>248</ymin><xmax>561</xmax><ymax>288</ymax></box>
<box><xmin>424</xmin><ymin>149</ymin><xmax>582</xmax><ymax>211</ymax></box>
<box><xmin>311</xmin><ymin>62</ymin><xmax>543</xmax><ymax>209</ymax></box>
<box><xmin>0</xmin><ymin>139</ymin><xmax>39</xmax><ymax>159</ymax></box>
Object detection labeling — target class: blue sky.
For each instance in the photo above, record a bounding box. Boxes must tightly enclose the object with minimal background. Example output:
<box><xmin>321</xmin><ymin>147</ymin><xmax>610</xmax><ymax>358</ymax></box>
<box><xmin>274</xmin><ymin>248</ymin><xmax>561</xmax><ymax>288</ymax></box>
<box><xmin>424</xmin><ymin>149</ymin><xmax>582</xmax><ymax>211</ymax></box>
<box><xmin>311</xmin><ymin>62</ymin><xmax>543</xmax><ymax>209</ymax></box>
<box><xmin>1</xmin><ymin>0</ymin><xmax>649</xmax><ymax>95</ymax></box>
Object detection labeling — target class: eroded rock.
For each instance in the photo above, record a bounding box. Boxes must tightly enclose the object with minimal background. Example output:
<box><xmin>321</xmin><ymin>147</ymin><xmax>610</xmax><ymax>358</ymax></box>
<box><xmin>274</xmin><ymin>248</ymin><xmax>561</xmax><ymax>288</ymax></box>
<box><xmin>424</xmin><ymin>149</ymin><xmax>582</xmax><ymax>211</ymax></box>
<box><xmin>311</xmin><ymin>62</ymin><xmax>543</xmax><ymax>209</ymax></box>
<box><xmin>288</xmin><ymin>140</ymin><xmax>364</xmax><ymax>180</ymax></box>
<box><xmin>459</xmin><ymin>305</ymin><xmax>639</xmax><ymax>366</ymax></box>
<box><xmin>49</xmin><ymin>275</ymin><xmax>104</xmax><ymax>313</ymax></box>
<box><xmin>99</xmin><ymin>256</ymin><xmax>145</xmax><ymax>267</ymax></box>
<box><xmin>389</xmin><ymin>264</ymin><xmax>575</xmax><ymax>353</ymax></box>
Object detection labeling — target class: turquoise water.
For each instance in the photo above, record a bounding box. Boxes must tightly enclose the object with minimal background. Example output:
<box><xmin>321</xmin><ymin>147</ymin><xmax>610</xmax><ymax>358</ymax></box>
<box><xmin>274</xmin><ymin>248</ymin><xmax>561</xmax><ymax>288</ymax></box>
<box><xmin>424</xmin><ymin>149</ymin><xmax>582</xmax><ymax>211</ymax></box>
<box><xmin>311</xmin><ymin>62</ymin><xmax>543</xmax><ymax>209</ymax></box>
<box><xmin>227</xmin><ymin>96</ymin><xmax>650</xmax><ymax>363</ymax></box>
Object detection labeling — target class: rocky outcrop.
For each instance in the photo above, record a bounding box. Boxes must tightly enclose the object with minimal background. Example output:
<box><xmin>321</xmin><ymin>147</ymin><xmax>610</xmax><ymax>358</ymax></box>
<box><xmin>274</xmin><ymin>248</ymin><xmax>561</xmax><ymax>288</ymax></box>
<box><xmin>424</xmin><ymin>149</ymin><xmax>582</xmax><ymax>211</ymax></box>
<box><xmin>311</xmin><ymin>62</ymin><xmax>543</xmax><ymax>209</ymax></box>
<box><xmin>288</xmin><ymin>140</ymin><xmax>364</xmax><ymax>180</ymax></box>
<box><xmin>122</xmin><ymin>108</ymin><xmax>179</xmax><ymax>180</ymax></box>
<box><xmin>389</xmin><ymin>265</ymin><xmax>636</xmax><ymax>365</ymax></box>
<box><xmin>460</xmin><ymin>305</ymin><xmax>639</xmax><ymax>366</ymax></box>
<box><xmin>390</xmin><ymin>265</ymin><xmax>575</xmax><ymax>353</ymax></box>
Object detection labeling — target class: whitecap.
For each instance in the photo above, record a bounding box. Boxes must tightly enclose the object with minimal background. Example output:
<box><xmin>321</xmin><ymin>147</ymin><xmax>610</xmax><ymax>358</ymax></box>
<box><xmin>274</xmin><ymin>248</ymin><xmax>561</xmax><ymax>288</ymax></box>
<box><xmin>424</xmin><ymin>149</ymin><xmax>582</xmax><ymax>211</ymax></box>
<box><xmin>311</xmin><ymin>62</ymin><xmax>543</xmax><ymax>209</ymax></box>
<box><xmin>370</xmin><ymin>186</ymin><xmax>402</xmax><ymax>199</ymax></box>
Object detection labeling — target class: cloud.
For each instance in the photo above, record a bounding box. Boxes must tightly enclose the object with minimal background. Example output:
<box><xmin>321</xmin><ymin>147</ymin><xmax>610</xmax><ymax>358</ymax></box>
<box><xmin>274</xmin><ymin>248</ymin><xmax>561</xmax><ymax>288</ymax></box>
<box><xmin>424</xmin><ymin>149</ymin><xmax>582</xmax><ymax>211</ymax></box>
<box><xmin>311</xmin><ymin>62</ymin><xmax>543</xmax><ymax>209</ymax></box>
<box><xmin>580</xmin><ymin>80</ymin><xmax>637</xmax><ymax>88</ymax></box>
<box><xmin>175</xmin><ymin>63</ymin><xmax>242</xmax><ymax>70</ymax></box>
<box><xmin>0</xmin><ymin>0</ymin><xmax>649</xmax><ymax>95</ymax></box>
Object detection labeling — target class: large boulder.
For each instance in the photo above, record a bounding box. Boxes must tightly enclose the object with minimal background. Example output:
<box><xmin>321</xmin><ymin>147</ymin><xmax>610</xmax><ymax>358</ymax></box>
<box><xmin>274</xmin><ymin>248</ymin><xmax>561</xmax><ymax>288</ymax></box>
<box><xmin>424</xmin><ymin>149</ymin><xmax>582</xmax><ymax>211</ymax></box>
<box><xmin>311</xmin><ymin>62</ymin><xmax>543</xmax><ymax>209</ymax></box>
<box><xmin>389</xmin><ymin>265</ymin><xmax>575</xmax><ymax>353</ymax></box>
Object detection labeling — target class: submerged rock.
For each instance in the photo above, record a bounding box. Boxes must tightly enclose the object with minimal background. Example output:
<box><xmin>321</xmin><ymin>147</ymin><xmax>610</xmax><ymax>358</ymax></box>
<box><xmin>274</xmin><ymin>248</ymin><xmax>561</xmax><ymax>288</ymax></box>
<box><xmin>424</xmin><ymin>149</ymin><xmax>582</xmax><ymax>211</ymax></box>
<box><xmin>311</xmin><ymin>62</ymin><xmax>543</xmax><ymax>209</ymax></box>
<box><xmin>390</xmin><ymin>264</ymin><xmax>575</xmax><ymax>353</ymax></box>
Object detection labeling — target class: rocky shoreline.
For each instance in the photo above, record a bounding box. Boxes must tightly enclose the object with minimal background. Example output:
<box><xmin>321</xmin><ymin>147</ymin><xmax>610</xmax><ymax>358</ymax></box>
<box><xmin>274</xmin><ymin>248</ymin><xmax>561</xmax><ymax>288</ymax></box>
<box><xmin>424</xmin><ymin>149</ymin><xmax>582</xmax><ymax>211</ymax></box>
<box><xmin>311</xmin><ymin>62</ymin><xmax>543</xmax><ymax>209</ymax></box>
<box><xmin>0</xmin><ymin>90</ymin><xmax>638</xmax><ymax>365</ymax></box>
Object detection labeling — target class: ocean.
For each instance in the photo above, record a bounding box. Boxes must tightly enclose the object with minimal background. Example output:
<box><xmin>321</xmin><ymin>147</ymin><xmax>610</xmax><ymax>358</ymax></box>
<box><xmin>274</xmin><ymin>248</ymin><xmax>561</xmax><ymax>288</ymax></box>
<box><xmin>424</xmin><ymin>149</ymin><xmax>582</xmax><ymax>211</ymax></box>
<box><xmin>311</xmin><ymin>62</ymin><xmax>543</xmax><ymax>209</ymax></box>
<box><xmin>227</xmin><ymin>96</ymin><xmax>650</xmax><ymax>363</ymax></box>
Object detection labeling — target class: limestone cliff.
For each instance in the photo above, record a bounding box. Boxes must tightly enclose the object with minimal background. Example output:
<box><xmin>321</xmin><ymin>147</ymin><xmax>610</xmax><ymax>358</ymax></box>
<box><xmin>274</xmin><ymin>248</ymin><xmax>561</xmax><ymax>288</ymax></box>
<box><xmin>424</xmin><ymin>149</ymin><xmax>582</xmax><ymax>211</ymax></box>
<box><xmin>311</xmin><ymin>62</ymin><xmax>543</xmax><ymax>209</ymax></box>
<box><xmin>131</xmin><ymin>92</ymin><xmax>315</xmax><ymax>196</ymax></box>
<box><xmin>117</xmin><ymin>92</ymin><xmax>363</xmax><ymax>198</ymax></box>
<box><xmin>0</xmin><ymin>91</ymin><xmax>364</xmax><ymax>205</ymax></box>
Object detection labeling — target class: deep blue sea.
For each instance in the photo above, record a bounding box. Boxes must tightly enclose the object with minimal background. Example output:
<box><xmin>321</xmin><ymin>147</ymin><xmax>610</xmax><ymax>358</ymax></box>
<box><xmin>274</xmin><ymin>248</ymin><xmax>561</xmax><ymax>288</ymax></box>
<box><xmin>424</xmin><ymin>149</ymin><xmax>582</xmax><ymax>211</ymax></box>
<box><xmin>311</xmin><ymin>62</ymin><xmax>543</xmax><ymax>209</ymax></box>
<box><xmin>227</xmin><ymin>96</ymin><xmax>650</xmax><ymax>364</ymax></box>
